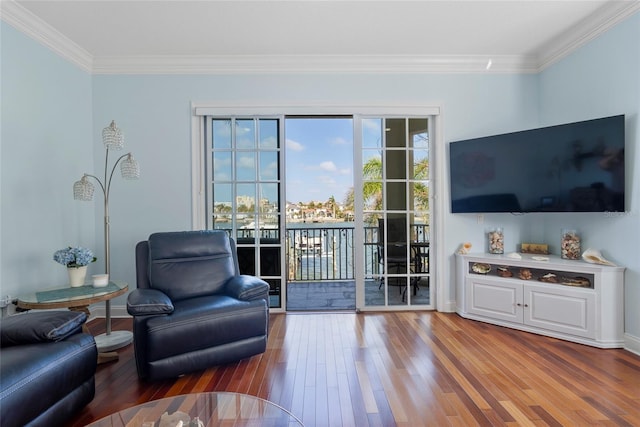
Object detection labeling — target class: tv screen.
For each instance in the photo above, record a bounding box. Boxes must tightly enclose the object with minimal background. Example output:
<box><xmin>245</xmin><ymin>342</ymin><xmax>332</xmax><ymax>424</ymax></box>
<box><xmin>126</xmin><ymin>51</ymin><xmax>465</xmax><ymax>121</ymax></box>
<box><xmin>449</xmin><ymin>115</ymin><xmax>625</xmax><ymax>213</ymax></box>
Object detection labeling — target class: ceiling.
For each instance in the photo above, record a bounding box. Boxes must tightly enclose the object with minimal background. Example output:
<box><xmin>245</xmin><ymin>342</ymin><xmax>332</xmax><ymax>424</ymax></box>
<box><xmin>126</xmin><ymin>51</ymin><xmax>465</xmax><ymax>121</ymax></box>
<box><xmin>3</xmin><ymin>1</ymin><xmax>639</xmax><ymax>73</ymax></box>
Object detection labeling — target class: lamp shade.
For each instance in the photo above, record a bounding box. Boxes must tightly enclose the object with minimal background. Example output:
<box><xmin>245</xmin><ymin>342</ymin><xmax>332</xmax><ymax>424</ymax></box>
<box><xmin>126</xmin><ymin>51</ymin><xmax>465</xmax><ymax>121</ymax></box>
<box><xmin>120</xmin><ymin>153</ymin><xmax>140</xmax><ymax>179</ymax></box>
<box><xmin>102</xmin><ymin>120</ymin><xmax>124</xmax><ymax>150</ymax></box>
<box><xmin>73</xmin><ymin>175</ymin><xmax>94</xmax><ymax>201</ymax></box>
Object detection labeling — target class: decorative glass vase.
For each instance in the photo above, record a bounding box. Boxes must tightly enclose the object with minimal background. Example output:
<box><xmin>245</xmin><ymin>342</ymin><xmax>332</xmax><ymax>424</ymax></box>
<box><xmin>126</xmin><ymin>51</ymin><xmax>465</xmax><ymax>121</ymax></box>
<box><xmin>561</xmin><ymin>229</ymin><xmax>581</xmax><ymax>260</ymax></box>
<box><xmin>67</xmin><ymin>266</ymin><xmax>88</xmax><ymax>287</ymax></box>
<box><xmin>487</xmin><ymin>227</ymin><xmax>504</xmax><ymax>254</ymax></box>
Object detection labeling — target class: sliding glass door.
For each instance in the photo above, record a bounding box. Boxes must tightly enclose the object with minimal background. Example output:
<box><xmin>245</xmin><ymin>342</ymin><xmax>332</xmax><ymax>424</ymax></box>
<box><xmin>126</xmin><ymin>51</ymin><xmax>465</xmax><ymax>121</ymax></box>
<box><xmin>206</xmin><ymin>117</ymin><xmax>285</xmax><ymax>308</ymax></box>
<box><xmin>199</xmin><ymin>110</ymin><xmax>436</xmax><ymax>312</ymax></box>
<box><xmin>357</xmin><ymin>117</ymin><xmax>432</xmax><ymax>309</ymax></box>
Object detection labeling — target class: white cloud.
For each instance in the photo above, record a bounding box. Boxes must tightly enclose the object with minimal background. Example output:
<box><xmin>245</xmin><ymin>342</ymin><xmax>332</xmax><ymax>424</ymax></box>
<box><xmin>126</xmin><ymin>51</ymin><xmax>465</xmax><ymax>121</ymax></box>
<box><xmin>319</xmin><ymin>161</ymin><xmax>337</xmax><ymax>172</ymax></box>
<box><xmin>237</xmin><ymin>155</ymin><xmax>255</xmax><ymax>168</ymax></box>
<box><xmin>286</xmin><ymin>138</ymin><xmax>304</xmax><ymax>151</ymax></box>
<box><xmin>330</xmin><ymin>136</ymin><xmax>351</xmax><ymax>145</ymax></box>
<box><xmin>261</xmin><ymin>136</ymin><xmax>278</xmax><ymax>149</ymax></box>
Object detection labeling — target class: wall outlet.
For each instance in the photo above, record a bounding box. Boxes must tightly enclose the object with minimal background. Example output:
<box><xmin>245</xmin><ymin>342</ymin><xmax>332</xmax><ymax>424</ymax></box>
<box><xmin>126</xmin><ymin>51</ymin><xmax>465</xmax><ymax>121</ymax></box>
<box><xmin>477</xmin><ymin>214</ymin><xmax>484</xmax><ymax>224</ymax></box>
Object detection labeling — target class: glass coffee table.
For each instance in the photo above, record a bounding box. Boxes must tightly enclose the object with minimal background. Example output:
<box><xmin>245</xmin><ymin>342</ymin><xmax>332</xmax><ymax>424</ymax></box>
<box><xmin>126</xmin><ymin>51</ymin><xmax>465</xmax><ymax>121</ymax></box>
<box><xmin>16</xmin><ymin>281</ymin><xmax>132</xmax><ymax>363</ymax></box>
<box><xmin>86</xmin><ymin>392</ymin><xmax>304</xmax><ymax>426</ymax></box>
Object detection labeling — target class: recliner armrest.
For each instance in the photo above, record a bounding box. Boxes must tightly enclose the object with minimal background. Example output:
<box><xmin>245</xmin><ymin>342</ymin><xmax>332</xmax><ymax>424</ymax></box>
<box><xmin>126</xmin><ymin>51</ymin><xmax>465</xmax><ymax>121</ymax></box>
<box><xmin>127</xmin><ymin>288</ymin><xmax>174</xmax><ymax>316</ymax></box>
<box><xmin>225</xmin><ymin>275</ymin><xmax>270</xmax><ymax>301</ymax></box>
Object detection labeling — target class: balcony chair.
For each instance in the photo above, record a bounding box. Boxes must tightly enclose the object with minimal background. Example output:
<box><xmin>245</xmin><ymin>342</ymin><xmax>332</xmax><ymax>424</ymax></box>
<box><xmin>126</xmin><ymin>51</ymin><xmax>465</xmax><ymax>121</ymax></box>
<box><xmin>377</xmin><ymin>218</ymin><xmax>429</xmax><ymax>301</ymax></box>
<box><xmin>377</xmin><ymin>218</ymin><xmax>411</xmax><ymax>299</ymax></box>
<box><xmin>127</xmin><ymin>230</ymin><xmax>270</xmax><ymax>381</ymax></box>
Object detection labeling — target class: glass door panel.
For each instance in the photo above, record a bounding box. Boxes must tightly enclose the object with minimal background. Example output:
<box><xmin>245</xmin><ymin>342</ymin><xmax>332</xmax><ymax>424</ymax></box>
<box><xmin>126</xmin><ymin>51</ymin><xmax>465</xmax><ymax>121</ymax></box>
<box><xmin>208</xmin><ymin>117</ymin><xmax>284</xmax><ymax>309</ymax></box>
<box><xmin>361</xmin><ymin>117</ymin><xmax>432</xmax><ymax>309</ymax></box>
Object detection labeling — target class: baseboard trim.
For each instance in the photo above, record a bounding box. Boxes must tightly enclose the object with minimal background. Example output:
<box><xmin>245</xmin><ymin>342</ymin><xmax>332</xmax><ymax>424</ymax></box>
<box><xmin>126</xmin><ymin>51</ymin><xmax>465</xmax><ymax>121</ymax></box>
<box><xmin>624</xmin><ymin>332</ymin><xmax>640</xmax><ymax>356</ymax></box>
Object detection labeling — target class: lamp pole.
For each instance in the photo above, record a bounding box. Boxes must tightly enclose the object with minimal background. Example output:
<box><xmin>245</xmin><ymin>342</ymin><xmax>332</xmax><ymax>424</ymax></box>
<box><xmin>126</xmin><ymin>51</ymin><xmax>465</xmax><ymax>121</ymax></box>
<box><xmin>81</xmin><ymin>151</ymin><xmax>135</xmax><ymax>333</ymax></box>
<box><xmin>73</xmin><ymin>120</ymin><xmax>139</xmax><ymax>347</ymax></box>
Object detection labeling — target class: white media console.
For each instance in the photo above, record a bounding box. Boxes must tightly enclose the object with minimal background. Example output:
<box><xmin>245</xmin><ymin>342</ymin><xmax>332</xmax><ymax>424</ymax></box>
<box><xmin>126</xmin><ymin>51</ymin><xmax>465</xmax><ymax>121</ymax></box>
<box><xmin>456</xmin><ymin>253</ymin><xmax>625</xmax><ymax>348</ymax></box>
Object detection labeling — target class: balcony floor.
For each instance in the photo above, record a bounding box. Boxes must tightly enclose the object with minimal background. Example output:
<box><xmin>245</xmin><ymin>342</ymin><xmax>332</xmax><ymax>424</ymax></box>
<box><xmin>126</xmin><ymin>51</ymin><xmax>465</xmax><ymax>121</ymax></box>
<box><xmin>285</xmin><ymin>278</ymin><xmax>430</xmax><ymax>310</ymax></box>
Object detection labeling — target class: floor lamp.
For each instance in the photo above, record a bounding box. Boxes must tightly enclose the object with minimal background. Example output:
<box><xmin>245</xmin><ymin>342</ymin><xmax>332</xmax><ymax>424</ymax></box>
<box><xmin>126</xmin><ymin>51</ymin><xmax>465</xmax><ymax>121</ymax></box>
<box><xmin>73</xmin><ymin>120</ymin><xmax>140</xmax><ymax>353</ymax></box>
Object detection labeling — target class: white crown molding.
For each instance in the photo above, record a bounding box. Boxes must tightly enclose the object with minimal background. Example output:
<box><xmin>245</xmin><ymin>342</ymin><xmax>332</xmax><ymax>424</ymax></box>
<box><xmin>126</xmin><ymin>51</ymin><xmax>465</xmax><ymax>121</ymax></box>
<box><xmin>0</xmin><ymin>0</ymin><xmax>92</xmax><ymax>73</ymax></box>
<box><xmin>92</xmin><ymin>54</ymin><xmax>538</xmax><ymax>75</ymax></box>
<box><xmin>536</xmin><ymin>1</ymin><xmax>640</xmax><ymax>71</ymax></box>
<box><xmin>2</xmin><ymin>0</ymin><xmax>638</xmax><ymax>75</ymax></box>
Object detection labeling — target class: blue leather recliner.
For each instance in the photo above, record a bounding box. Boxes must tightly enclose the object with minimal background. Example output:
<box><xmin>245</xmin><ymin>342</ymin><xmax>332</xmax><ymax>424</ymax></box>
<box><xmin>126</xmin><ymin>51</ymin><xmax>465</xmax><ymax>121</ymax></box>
<box><xmin>127</xmin><ymin>230</ymin><xmax>270</xmax><ymax>380</ymax></box>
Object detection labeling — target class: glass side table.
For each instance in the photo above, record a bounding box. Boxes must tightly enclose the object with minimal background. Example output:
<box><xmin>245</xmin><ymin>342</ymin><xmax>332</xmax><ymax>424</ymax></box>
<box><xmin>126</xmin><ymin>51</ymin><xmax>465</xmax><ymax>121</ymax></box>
<box><xmin>16</xmin><ymin>280</ymin><xmax>132</xmax><ymax>363</ymax></box>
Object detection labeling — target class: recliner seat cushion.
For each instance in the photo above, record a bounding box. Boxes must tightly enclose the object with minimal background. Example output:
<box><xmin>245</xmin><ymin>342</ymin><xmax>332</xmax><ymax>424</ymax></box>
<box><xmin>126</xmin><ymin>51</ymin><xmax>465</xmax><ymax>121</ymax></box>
<box><xmin>148</xmin><ymin>231</ymin><xmax>236</xmax><ymax>301</ymax></box>
<box><xmin>141</xmin><ymin>295</ymin><xmax>267</xmax><ymax>363</ymax></box>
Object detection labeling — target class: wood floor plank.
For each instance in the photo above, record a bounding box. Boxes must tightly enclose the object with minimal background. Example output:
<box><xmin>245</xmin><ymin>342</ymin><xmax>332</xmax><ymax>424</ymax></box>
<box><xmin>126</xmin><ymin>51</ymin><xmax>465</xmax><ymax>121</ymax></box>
<box><xmin>69</xmin><ymin>312</ymin><xmax>640</xmax><ymax>427</ymax></box>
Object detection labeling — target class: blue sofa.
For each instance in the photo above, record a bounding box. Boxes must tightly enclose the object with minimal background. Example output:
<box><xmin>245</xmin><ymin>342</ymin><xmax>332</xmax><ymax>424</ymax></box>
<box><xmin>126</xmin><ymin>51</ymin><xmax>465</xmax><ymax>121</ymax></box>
<box><xmin>0</xmin><ymin>310</ymin><xmax>97</xmax><ymax>427</ymax></box>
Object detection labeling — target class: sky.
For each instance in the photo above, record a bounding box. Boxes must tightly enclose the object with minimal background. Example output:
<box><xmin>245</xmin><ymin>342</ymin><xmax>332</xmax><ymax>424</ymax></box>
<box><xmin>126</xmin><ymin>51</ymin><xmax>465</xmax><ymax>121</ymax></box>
<box><xmin>285</xmin><ymin>118</ymin><xmax>354</xmax><ymax>205</ymax></box>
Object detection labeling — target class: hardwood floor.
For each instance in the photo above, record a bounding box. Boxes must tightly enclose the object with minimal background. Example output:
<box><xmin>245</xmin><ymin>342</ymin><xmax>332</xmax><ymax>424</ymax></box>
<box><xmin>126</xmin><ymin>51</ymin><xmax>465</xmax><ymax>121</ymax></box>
<box><xmin>71</xmin><ymin>312</ymin><xmax>640</xmax><ymax>426</ymax></box>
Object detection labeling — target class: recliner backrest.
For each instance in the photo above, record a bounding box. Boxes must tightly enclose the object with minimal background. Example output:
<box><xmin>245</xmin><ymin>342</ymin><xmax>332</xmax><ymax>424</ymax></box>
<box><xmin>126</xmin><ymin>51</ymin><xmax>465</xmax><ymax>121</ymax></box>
<box><xmin>147</xmin><ymin>230</ymin><xmax>236</xmax><ymax>301</ymax></box>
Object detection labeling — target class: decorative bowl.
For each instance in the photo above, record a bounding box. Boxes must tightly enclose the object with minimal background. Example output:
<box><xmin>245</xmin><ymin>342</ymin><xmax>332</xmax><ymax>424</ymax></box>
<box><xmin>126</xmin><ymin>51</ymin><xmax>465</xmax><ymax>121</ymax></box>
<box><xmin>92</xmin><ymin>274</ymin><xmax>109</xmax><ymax>287</ymax></box>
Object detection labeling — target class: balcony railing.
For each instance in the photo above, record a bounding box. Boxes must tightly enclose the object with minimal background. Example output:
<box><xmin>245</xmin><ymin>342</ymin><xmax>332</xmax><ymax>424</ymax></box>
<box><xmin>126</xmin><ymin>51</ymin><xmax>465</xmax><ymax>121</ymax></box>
<box><xmin>221</xmin><ymin>223</ymin><xmax>429</xmax><ymax>282</ymax></box>
<box><xmin>287</xmin><ymin>226</ymin><xmax>356</xmax><ymax>281</ymax></box>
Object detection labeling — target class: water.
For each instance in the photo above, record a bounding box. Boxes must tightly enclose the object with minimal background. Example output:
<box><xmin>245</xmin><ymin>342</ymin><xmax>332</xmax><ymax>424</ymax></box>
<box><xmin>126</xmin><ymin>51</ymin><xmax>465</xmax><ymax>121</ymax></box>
<box><xmin>287</xmin><ymin>222</ymin><xmax>355</xmax><ymax>280</ymax></box>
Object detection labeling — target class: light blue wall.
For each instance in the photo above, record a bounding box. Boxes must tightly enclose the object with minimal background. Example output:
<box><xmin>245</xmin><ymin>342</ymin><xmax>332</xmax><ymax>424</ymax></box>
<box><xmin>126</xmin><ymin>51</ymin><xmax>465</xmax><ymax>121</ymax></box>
<box><xmin>538</xmin><ymin>13</ymin><xmax>640</xmax><ymax>340</ymax></box>
<box><xmin>92</xmin><ymin>72</ymin><xmax>539</xmax><ymax>306</ymax></box>
<box><xmin>1</xmin><ymin>23</ymin><xmax>94</xmax><ymax>301</ymax></box>
<box><xmin>2</xmin><ymin>11</ymin><xmax>638</xmax><ymax>344</ymax></box>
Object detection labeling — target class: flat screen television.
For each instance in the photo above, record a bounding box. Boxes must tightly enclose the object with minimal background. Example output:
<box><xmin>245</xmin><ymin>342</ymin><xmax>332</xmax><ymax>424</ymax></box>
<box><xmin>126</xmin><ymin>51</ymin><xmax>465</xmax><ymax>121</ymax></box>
<box><xmin>449</xmin><ymin>115</ymin><xmax>625</xmax><ymax>213</ymax></box>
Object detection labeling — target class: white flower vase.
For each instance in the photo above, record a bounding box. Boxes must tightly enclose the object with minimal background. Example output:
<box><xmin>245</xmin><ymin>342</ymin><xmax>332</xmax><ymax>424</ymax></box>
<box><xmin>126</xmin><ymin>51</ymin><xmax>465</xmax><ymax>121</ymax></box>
<box><xmin>68</xmin><ymin>266</ymin><xmax>88</xmax><ymax>287</ymax></box>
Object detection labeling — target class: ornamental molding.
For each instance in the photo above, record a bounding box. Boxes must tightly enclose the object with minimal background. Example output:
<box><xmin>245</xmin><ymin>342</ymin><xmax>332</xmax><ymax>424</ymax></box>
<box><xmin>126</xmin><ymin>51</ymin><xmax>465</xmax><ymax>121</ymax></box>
<box><xmin>2</xmin><ymin>0</ymin><xmax>639</xmax><ymax>75</ymax></box>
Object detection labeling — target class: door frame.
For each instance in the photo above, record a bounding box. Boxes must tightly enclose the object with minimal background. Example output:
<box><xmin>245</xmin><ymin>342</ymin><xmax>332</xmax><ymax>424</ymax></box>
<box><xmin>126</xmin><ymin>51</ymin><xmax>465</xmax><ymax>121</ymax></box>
<box><xmin>192</xmin><ymin>102</ymin><xmax>446</xmax><ymax>313</ymax></box>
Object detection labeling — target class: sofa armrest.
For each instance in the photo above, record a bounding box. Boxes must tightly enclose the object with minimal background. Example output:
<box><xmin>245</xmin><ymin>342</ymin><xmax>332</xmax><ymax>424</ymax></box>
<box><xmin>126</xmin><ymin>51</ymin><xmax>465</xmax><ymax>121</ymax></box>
<box><xmin>127</xmin><ymin>288</ymin><xmax>174</xmax><ymax>316</ymax></box>
<box><xmin>0</xmin><ymin>311</ymin><xmax>87</xmax><ymax>346</ymax></box>
<box><xmin>225</xmin><ymin>275</ymin><xmax>270</xmax><ymax>301</ymax></box>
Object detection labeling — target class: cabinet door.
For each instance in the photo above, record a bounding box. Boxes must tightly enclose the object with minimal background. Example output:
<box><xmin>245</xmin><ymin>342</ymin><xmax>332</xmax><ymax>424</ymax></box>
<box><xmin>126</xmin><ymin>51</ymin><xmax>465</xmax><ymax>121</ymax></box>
<box><xmin>524</xmin><ymin>284</ymin><xmax>595</xmax><ymax>339</ymax></box>
<box><xmin>467</xmin><ymin>278</ymin><xmax>523</xmax><ymax>323</ymax></box>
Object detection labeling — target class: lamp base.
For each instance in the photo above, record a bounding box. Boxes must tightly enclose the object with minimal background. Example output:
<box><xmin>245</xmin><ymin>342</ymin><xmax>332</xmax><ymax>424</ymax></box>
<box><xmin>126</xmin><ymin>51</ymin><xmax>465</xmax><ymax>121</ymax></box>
<box><xmin>94</xmin><ymin>330</ymin><xmax>133</xmax><ymax>353</ymax></box>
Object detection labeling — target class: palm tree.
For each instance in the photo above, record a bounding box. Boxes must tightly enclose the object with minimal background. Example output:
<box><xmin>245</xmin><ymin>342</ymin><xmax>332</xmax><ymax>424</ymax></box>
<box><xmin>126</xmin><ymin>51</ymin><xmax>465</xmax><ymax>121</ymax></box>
<box><xmin>344</xmin><ymin>155</ymin><xmax>429</xmax><ymax>215</ymax></box>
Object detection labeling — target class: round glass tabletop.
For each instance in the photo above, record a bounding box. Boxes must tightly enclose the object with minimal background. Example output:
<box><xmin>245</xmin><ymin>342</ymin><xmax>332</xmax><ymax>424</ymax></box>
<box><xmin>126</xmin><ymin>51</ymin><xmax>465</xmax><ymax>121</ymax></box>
<box><xmin>86</xmin><ymin>392</ymin><xmax>304</xmax><ymax>427</ymax></box>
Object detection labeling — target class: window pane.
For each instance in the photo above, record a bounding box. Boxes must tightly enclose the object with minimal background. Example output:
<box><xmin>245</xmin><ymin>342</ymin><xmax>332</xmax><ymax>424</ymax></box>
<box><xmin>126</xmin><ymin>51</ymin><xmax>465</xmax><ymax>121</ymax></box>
<box><xmin>213</xmin><ymin>152</ymin><xmax>232</xmax><ymax>181</ymax></box>
<box><xmin>213</xmin><ymin>183</ymin><xmax>232</xmax><ymax>211</ymax></box>
<box><xmin>236</xmin><ymin>152</ymin><xmax>256</xmax><ymax>181</ymax></box>
<box><xmin>411</xmin><ymin>181</ymin><xmax>429</xmax><ymax>212</ymax></box>
<box><xmin>212</xmin><ymin>119</ymin><xmax>231</xmax><ymax>149</ymax></box>
<box><xmin>236</xmin><ymin>247</ymin><xmax>255</xmax><ymax>274</ymax></box>
<box><xmin>236</xmin><ymin>183</ymin><xmax>256</xmax><ymax>213</ymax></box>
<box><xmin>363</xmin><ymin>118</ymin><xmax>383</xmax><ymax>149</ymax></box>
<box><xmin>362</xmin><ymin>151</ymin><xmax>382</xmax><ymax>182</ymax></box>
<box><xmin>236</xmin><ymin>119</ymin><xmax>256</xmax><ymax>149</ymax></box>
<box><xmin>259</xmin><ymin>151</ymin><xmax>279</xmax><ymax>181</ymax></box>
<box><xmin>259</xmin><ymin>183</ymin><xmax>279</xmax><ymax>211</ymax></box>
<box><xmin>386</xmin><ymin>118</ymin><xmax>406</xmax><ymax>148</ymax></box>
<box><xmin>363</xmin><ymin>181</ymin><xmax>382</xmax><ymax>211</ymax></box>
<box><xmin>412</xmin><ymin>149</ymin><xmax>429</xmax><ymax>180</ymax></box>
<box><xmin>259</xmin><ymin>214</ymin><xmax>280</xmax><ymax>241</ymax></box>
<box><xmin>259</xmin><ymin>119</ymin><xmax>279</xmax><ymax>149</ymax></box>
<box><xmin>409</xmin><ymin>118</ymin><xmax>429</xmax><ymax>149</ymax></box>
<box><xmin>260</xmin><ymin>247</ymin><xmax>281</xmax><ymax>275</ymax></box>
<box><xmin>212</xmin><ymin>215</ymin><xmax>232</xmax><ymax>232</ymax></box>
<box><xmin>237</xmin><ymin>215</ymin><xmax>257</xmax><ymax>243</ymax></box>
<box><xmin>386</xmin><ymin>182</ymin><xmax>406</xmax><ymax>210</ymax></box>
<box><xmin>386</xmin><ymin>150</ymin><xmax>406</xmax><ymax>180</ymax></box>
